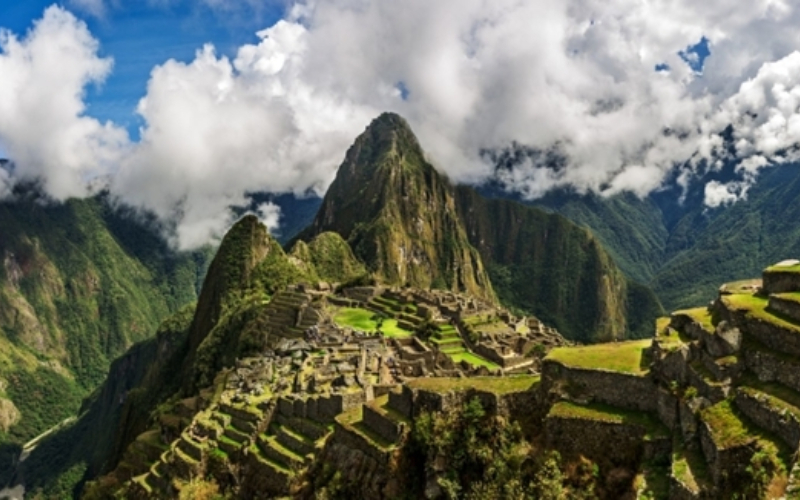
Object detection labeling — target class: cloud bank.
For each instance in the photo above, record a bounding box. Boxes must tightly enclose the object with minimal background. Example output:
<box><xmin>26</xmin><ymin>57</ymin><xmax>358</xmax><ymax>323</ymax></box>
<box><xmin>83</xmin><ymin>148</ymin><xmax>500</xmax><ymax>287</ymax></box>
<box><xmin>4</xmin><ymin>2</ymin><xmax>800</xmax><ymax>247</ymax></box>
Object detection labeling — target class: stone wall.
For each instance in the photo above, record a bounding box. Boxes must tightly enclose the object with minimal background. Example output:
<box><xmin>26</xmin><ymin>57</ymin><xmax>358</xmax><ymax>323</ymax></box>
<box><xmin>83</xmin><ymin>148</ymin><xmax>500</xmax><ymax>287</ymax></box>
<box><xmin>698</xmin><ymin>420</ymin><xmax>754</xmax><ymax>492</ymax></box>
<box><xmin>742</xmin><ymin>315</ymin><xmax>800</xmax><ymax>357</ymax></box>
<box><xmin>541</xmin><ymin>360</ymin><xmax>658</xmax><ymax>412</ymax></box>
<box><xmin>278</xmin><ymin>392</ymin><xmax>365</xmax><ymax>424</ymax></box>
<box><xmin>768</xmin><ymin>295</ymin><xmax>800</xmax><ymax>323</ymax></box>
<box><xmin>743</xmin><ymin>346</ymin><xmax>800</xmax><ymax>393</ymax></box>
<box><xmin>388</xmin><ymin>385</ymin><xmax>414</xmax><ymax>419</ymax></box>
<box><xmin>544</xmin><ymin>413</ymin><xmax>649</xmax><ymax>469</ymax></box>
<box><xmin>239</xmin><ymin>450</ymin><xmax>292</xmax><ymax>498</ymax></box>
<box><xmin>656</xmin><ymin>387</ymin><xmax>679</xmax><ymax>431</ymax></box>
<box><xmin>733</xmin><ymin>388</ymin><xmax>800</xmax><ymax>449</ymax></box>
<box><xmin>362</xmin><ymin>405</ymin><xmax>404</xmax><ymax>443</ymax></box>
<box><xmin>762</xmin><ymin>270</ymin><xmax>800</xmax><ymax>295</ymax></box>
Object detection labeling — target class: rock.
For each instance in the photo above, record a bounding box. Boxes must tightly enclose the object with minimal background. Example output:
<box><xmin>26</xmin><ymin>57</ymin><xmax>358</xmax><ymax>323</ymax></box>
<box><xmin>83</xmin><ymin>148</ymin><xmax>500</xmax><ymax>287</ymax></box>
<box><xmin>714</xmin><ymin>321</ymin><xmax>742</xmax><ymax>355</ymax></box>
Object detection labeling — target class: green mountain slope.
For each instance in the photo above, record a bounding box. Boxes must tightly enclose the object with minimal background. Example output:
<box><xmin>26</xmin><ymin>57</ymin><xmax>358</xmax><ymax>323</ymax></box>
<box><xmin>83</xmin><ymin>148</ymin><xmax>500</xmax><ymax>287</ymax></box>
<box><xmin>18</xmin><ymin>215</ymin><xmax>316</xmax><ymax>496</ymax></box>
<box><xmin>454</xmin><ymin>187</ymin><xmax>662</xmax><ymax>341</ymax></box>
<box><xmin>652</xmin><ymin>165</ymin><xmax>800</xmax><ymax>308</ymax></box>
<box><xmin>517</xmin><ymin>165</ymin><xmax>800</xmax><ymax>311</ymax></box>
<box><xmin>0</xmin><ymin>193</ymin><xmax>209</xmax><ymax>477</ymax></box>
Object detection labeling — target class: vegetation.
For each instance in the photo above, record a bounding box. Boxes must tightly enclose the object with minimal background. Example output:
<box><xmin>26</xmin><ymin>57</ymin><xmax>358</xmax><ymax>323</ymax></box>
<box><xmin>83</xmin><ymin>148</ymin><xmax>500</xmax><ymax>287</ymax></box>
<box><xmin>674</xmin><ymin>307</ymin><xmax>715</xmax><ymax>333</ymax></box>
<box><xmin>456</xmin><ymin>186</ymin><xmax>663</xmax><ymax>342</ymax></box>
<box><xmin>549</xmin><ymin>402</ymin><xmax>668</xmax><ymax>438</ymax></box>
<box><xmin>723</xmin><ymin>293</ymin><xmax>800</xmax><ymax>333</ymax></box>
<box><xmin>0</xmin><ymin>193</ymin><xmax>209</xmax><ymax>467</ymax></box>
<box><xmin>448</xmin><ymin>352</ymin><xmax>500</xmax><ymax>370</ymax></box>
<box><xmin>412</xmin><ymin>397</ymin><xmax>531</xmax><ymax>499</ymax></box>
<box><xmin>332</xmin><ymin>307</ymin><xmax>412</xmax><ymax>338</ymax></box>
<box><xmin>407</xmin><ymin>375</ymin><xmax>540</xmax><ymax>395</ymax></box>
<box><xmin>545</xmin><ymin>340</ymin><xmax>652</xmax><ymax>374</ymax></box>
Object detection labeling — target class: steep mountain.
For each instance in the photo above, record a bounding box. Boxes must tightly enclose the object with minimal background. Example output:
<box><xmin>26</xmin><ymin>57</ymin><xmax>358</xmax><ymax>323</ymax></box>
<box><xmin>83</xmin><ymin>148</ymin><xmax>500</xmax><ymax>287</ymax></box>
<box><xmin>16</xmin><ymin>215</ymin><xmax>321</xmax><ymax>496</ymax></box>
<box><xmin>12</xmin><ymin>114</ymin><xmax>665</xmax><ymax>497</ymax></box>
<box><xmin>0</xmin><ymin>191</ymin><xmax>209</xmax><ymax>479</ymax></box>
<box><xmin>299</xmin><ymin>113</ymin><xmax>661</xmax><ymax>341</ymax></box>
<box><xmin>298</xmin><ymin>112</ymin><xmax>495</xmax><ymax>302</ymax></box>
<box><xmin>490</xmin><ymin>163</ymin><xmax>800</xmax><ymax>311</ymax></box>
<box><xmin>454</xmin><ymin>187</ymin><xmax>662</xmax><ymax>341</ymax></box>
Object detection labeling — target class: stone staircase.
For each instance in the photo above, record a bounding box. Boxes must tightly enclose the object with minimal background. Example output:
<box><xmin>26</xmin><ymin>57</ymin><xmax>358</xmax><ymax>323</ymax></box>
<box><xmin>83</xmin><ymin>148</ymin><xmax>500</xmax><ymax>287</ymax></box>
<box><xmin>250</xmin><ymin>394</ymin><xmax>343</xmax><ymax>494</ymax></box>
<box><xmin>430</xmin><ymin>323</ymin><xmax>465</xmax><ymax>356</ymax></box>
<box><xmin>128</xmin><ymin>399</ymin><xmax>274</xmax><ymax>498</ymax></box>
<box><xmin>264</xmin><ymin>290</ymin><xmax>313</xmax><ymax>339</ymax></box>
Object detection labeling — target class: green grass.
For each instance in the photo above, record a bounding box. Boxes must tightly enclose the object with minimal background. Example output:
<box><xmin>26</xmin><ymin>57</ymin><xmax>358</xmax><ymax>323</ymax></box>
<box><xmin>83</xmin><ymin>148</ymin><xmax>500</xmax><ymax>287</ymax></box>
<box><xmin>671</xmin><ymin>440</ymin><xmax>709</xmax><ymax>493</ymax></box>
<box><xmin>723</xmin><ymin>293</ymin><xmax>800</xmax><ymax>332</ymax></box>
<box><xmin>773</xmin><ymin>292</ymin><xmax>800</xmax><ymax>305</ymax></box>
<box><xmin>407</xmin><ymin>375</ymin><xmax>540</xmax><ymax>395</ymax></box>
<box><xmin>700</xmin><ymin>400</ymin><xmax>756</xmax><ymax>449</ymax></box>
<box><xmin>636</xmin><ymin>463</ymin><xmax>670</xmax><ymax>500</ymax></box>
<box><xmin>673</xmin><ymin>307</ymin><xmax>715</xmax><ymax>333</ymax></box>
<box><xmin>449</xmin><ymin>351</ymin><xmax>501</xmax><ymax>370</ymax></box>
<box><xmin>333</xmin><ymin>307</ymin><xmax>412</xmax><ymax>338</ymax></box>
<box><xmin>548</xmin><ymin>401</ymin><xmax>669</xmax><ymax>438</ymax></box>
<box><xmin>766</xmin><ymin>263</ymin><xmax>800</xmax><ymax>273</ymax></box>
<box><xmin>739</xmin><ymin>377</ymin><xmax>800</xmax><ymax>420</ymax></box>
<box><xmin>545</xmin><ymin>339</ymin><xmax>652</xmax><ymax>374</ymax></box>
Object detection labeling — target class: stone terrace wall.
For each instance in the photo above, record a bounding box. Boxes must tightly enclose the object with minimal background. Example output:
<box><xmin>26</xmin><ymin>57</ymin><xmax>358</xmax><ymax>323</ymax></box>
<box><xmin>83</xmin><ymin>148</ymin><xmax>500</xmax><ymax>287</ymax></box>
<box><xmin>698</xmin><ymin>420</ymin><xmax>753</xmax><ymax>492</ymax></box>
<box><xmin>734</xmin><ymin>389</ymin><xmax>800</xmax><ymax>449</ymax></box>
<box><xmin>742</xmin><ymin>346</ymin><xmax>800</xmax><ymax>393</ymax></box>
<box><xmin>763</xmin><ymin>270</ymin><xmax>800</xmax><ymax>295</ymax></box>
<box><xmin>740</xmin><ymin>314</ymin><xmax>800</xmax><ymax>358</ymax></box>
<box><xmin>362</xmin><ymin>405</ymin><xmax>404</xmax><ymax>443</ymax></box>
<box><xmin>544</xmin><ymin>413</ymin><xmax>649</xmax><ymax>469</ymax></box>
<box><xmin>541</xmin><ymin>360</ymin><xmax>658</xmax><ymax>412</ymax></box>
<box><xmin>768</xmin><ymin>295</ymin><xmax>800</xmax><ymax>323</ymax></box>
<box><xmin>388</xmin><ymin>386</ymin><xmax>414</xmax><ymax>419</ymax></box>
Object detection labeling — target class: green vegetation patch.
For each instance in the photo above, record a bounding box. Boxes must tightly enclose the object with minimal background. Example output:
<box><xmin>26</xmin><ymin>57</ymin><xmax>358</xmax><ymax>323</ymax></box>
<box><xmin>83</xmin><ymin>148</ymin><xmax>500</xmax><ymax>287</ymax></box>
<box><xmin>448</xmin><ymin>351</ymin><xmax>501</xmax><ymax>370</ymax></box>
<box><xmin>636</xmin><ymin>463</ymin><xmax>670</xmax><ymax>500</ymax></box>
<box><xmin>773</xmin><ymin>292</ymin><xmax>800</xmax><ymax>306</ymax></box>
<box><xmin>739</xmin><ymin>377</ymin><xmax>800</xmax><ymax>420</ymax></box>
<box><xmin>723</xmin><ymin>293</ymin><xmax>800</xmax><ymax>333</ymax></box>
<box><xmin>671</xmin><ymin>439</ymin><xmax>709</xmax><ymax>493</ymax></box>
<box><xmin>545</xmin><ymin>339</ymin><xmax>652</xmax><ymax>375</ymax></box>
<box><xmin>332</xmin><ymin>307</ymin><xmax>412</xmax><ymax>338</ymax></box>
<box><xmin>673</xmin><ymin>307</ymin><xmax>715</xmax><ymax>334</ymax></box>
<box><xmin>700</xmin><ymin>400</ymin><xmax>759</xmax><ymax>449</ymax></box>
<box><xmin>765</xmin><ymin>264</ymin><xmax>800</xmax><ymax>274</ymax></box>
<box><xmin>407</xmin><ymin>375</ymin><xmax>540</xmax><ymax>395</ymax></box>
<box><xmin>548</xmin><ymin>401</ymin><xmax>669</xmax><ymax>438</ymax></box>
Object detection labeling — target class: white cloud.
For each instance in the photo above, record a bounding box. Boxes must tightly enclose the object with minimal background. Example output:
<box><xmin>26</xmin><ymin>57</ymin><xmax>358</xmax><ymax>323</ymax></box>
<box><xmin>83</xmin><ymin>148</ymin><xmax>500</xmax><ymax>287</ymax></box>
<box><xmin>255</xmin><ymin>202</ymin><xmax>282</xmax><ymax>235</ymax></box>
<box><xmin>5</xmin><ymin>2</ymin><xmax>800</xmax><ymax>246</ymax></box>
<box><xmin>0</xmin><ymin>6</ymin><xmax>128</xmax><ymax>200</ymax></box>
<box><xmin>704</xmin><ymin>180</ymin><xmax>748</xmax><ymax>208</ymax></box>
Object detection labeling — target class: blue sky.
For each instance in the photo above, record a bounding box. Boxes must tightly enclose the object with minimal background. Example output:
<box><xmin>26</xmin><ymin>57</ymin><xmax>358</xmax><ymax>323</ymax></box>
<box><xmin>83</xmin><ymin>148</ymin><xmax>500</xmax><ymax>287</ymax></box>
<box><xmin>0</xmin><ymin>1</ymin><xmax>283</xmax><ymax>140</ymax></box>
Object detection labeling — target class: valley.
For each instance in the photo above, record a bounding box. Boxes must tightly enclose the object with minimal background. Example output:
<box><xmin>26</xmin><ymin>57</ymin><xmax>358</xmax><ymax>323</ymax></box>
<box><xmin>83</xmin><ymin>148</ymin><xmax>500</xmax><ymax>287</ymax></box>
<box><xmin>2</xmin><ymin>113</ymin><xmax>797</xmax><ymax>499</ymax></box>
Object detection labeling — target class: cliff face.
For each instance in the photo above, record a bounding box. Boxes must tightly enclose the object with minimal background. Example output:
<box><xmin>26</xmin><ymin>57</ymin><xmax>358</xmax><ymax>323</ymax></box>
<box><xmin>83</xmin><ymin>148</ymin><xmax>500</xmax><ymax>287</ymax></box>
<box><xmin>454</xmin><ymin>186</ymin><xmax>662</xmax><ymax>342</ymax></box>
<box><xmin>301</xmin><ymin>113</ymin><xmax>495</xmax><ymax>302</ymax></box>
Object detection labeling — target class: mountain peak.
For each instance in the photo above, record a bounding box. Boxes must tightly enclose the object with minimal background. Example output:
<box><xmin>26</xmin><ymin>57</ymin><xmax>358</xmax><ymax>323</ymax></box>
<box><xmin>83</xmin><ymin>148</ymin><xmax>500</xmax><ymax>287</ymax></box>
<box><xmin>300</xmin><ymin>113</ymin><xmax>495</xmax><ymax>300</ymax></box>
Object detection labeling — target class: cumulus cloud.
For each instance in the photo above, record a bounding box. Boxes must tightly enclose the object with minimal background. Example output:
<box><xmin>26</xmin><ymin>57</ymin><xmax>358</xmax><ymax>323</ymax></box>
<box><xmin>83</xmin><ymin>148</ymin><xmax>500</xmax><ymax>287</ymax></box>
<box><xmin>5</xmin><ymin>2</ymin><xmax>800</xmax><ymax>246</ymax></box>
<box><xmin>0</xmin><ymin>6</ymin><xmax>128</xmax><ymax>200</ymax></box>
